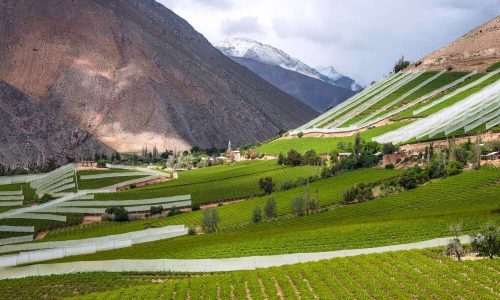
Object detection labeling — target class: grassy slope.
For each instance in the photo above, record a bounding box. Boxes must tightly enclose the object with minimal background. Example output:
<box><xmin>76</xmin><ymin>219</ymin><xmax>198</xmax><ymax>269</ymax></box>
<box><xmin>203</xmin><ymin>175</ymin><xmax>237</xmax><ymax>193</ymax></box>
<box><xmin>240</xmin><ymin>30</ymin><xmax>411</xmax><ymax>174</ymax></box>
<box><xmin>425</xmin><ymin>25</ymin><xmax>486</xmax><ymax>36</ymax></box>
<box><xmin>93</xmin><ymin>162</ymin><xmax>321</xmax><ymax>204</ymax></box>
<box><xmin>42</xmin><ymin>168</ymin><xmax>400</xmax><ymax>241</ymax></box>
<box><xmin>77</xmin><ymin>176</ymin><xmax>149</xmax><ymax>190</ymax></box>
<box><xmin>2</xmin><ymin>250</ymin><xmax>498</xmax><ymax>300</ymax></box>
<box><xmin>257</xmin><ymin>121</ymin><xmax>411</xmax><ymax>155</ymax></box>
<box><xmin>45</xmin><ymin>168</ymin><xmax>499</xmax><ymax>261</ymax></box>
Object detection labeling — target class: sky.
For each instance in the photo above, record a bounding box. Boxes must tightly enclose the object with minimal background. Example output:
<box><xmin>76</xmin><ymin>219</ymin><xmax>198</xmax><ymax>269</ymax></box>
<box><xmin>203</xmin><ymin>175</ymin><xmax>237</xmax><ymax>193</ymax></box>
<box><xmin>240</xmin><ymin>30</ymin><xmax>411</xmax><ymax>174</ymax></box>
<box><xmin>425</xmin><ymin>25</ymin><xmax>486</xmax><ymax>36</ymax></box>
<box><xmin>157</xmin><ymin>0</ymin><xmax>500</xmax><ymax>85</ymax></box>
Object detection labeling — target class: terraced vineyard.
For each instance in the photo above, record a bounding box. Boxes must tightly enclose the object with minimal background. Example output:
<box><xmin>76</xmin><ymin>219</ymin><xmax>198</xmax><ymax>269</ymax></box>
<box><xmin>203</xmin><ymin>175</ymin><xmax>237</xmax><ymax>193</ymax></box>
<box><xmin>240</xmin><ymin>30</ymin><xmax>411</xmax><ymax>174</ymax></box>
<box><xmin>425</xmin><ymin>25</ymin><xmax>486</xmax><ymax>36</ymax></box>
<box><xmin>2</xmin><ymin>250</ymin><xmax>495</xmax><ymax>300</ymax></box>
<box><xmin>43</xmin><ymin>168</ymin><xmax>499</xmax><ymax>262</ymax></box>
<box><xmin>94</xmin><ymin>161</ymin><xmax>321</xmax><ymax>204</ymax></box>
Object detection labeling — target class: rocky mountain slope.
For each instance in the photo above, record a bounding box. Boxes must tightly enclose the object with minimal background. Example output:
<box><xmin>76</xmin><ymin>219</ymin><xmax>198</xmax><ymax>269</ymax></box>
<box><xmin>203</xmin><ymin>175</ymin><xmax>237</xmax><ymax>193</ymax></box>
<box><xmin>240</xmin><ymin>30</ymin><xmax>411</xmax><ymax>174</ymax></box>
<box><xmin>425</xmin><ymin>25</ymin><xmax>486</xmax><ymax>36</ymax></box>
<box><xmin>0</xmin><ymin>81</ymin><xmax>112</xmax><ymax>166</ymax></box>
<box><xmin>0</xmin><ymin>0</ymin><xmax>316</xmax><ymax>163</ymax></box>
<box><xmin>231</xmin><ymin>57</ymin><xmax>355</xmax><ymax>112</ymax></box>
<box><xmin>416</xmin><ymin>16</ymin><xmax>499</xmax><ymax>72</ymax></box>
<box><xmin>215</xmin><ymin>38</ymin><xmax>362</xmax><ymax>92</ymax></box>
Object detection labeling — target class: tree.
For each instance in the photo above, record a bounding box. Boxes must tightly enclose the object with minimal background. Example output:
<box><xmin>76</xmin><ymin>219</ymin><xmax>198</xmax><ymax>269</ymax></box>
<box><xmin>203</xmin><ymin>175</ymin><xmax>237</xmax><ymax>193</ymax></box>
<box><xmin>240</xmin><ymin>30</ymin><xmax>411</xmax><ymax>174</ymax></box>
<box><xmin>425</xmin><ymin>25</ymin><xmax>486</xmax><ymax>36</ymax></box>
<box><xmin>471</xmin><ymin>225</ymin><xmax>499</xmax><ymax>259</ymax></box>
<box><xmin>291</xmin><ymin>195</ymin><xmax>306</xmax><ymax>216</ymax></box>
<box><xmin>252</xmin><ymin>206</ymin><xmax>263</xmax><ymax>223</ymax></box>
<box><xmin>445</xmin><ymin>161</ymin><xmax>464</xmax><ymax>177</ymax></box>
<box><xmin>394</xmin><ymin>55</ymin><xmax>410</xmax><ymax>73</ymax></box>
<box><xmin>303</xmin><ymin>150</ymin><xmax>319</xmax><ymax>166</ymax></box>
<box><xmin>150</xmin><ymin>205</ymin><xmax>163</xmax><ymax>216</ymax></box>
<box><xmin>202</xmin><ymin>208</ymin><xmax>219</xmax><ymax>233</ymax></box>
<box><xmin>258</xmin><ymin>177</ymin><xmax>275</xmax><ymax>195</ymax></box>
<box><xmin>277</xmin><ymin>153</ymin><xmax>286</xmax><ymax>165</ymax></box>
<box><xmin>286</xmin><ymin>149</ymin><xmax>303</xmax><ymax>166</ymax></box>
<box><xmin>354</xmin><ymin>133</ymin><xmax>362</xmax><ymax>163</ymax></box>
<box><xmin>304</xmin><ymin>182</ymin><xmax>311</xmax><ymax>215</ymax></box>
<box><xmin>264</xmin><ymin>197</ymin><xmax>277</xmax><ymax>219</ymax></box>
<box><xmin>105</xmin><ymin>207</ymin><xmax>129</xmax><ymax>222</ymax></box>
<box><xmin>382</xmin><ymin>143</ymin><xmax>398</xmax><ymax>154</ymax></box>
<box><xmin>443</xmin><ymin>224</ymin><xmax>464</xmax><ymax>262</ymax></box>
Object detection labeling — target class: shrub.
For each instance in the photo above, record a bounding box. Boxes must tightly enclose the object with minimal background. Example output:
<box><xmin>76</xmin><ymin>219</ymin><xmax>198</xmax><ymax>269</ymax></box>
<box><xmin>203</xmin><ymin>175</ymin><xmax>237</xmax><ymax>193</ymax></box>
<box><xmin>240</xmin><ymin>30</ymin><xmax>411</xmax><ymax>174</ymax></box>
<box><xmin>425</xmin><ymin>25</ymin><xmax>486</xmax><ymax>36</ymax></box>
<box><xmin>96</xmin><ymin>160</ymin><xmax>107</xmax><ymax>168</ymax></box>
<box><xmin>342</xmin><ymin>183</ymin><xmax>373</xmax><ymax>204</ymax></box>
<box><xmin>191</xmin><ymin>203</ymin><xmax>201</xmax><ymax>211</ymax></box>
<box><xmin>167</xmin><ymin>205</ymin><xmax>181</xmax><ymax>217</ymax></box>
<box><xmin>252</xmin><ymin>206</ymin><xmax>263</xmax><ymax>223</ymax></box>
<box><xmin>149</xmin><ymin>205</ymin><xmax>163</xmax><ymax>216</ymax></box>
<box><xmin>471</xmin><ymin>225</ymin><xmax>499</xmax><ymax>259</ymax></box>
<box><xmin>443</xmin><ymin>224</ymin><xmax>464</xmax><ymax>261</ymax></box>
<box><xmin>259</xmin><ymin>177</ymin><xmax>275</xmax><ymax>195</ymax></box>
<box><xmin>426</xmin><ymin>160</ymin><xmax>445</xmax><ymax>179</ymax></box>
<box><xmin>286</xmin><ymin>149</ymin><xmax>303</xmax><ymax>166</ymax></box>
<box><xmin>277</xmin><ymin>153</ymin><xmax>286</xmax><ymax>165</ymax></box>
<box><xmin>39</xmin><ymin>193</ymin><xmax>52</xmax><ymax>204</ymax></box>
<box><xmin>399</xmin><ymin>166</ymin><xmax>427</xmax><ymax>190</ymax></box>
<box><xmin>291</xmin><ymin>195</ymin><xmax>306</xmax><ymax>216</ymax></box>
<box><xmin>382</xmin><ymin>143</ymin><xmax>398</xmax><ymax>154</ymax></box>
<box><xmin>297</xmin><ymin>132</ymin><xmax>304</xmax><ymax>138</ymax></box>
<box><xmin>385</xmin><ymin>163</ymin><xmax>395</xmax><ymax>169</ymax></box>
<box><xmin>202</xmin><ymin>207</ymin><xmax>219</xmax><ymax>233</ymax></box>
<box><xmin>394</xmin><ymin>55</ymin><xmax>410</xmax><ymax>73</ymax></box>
<box><xmin>280</xmin><ymin>180</ymin><xmax>296</xmax><ymax>191</ymax></box>
<box><xmin>188</xmin><ymin>227</ymin><xmax>197</xmax><ymax>235</ymax></box>
<box><xmin>303</xmin><ymin>149</ymin><xmax>320</xmax><ymax>166</ymax></box>
<box><xmin>445</xmin><ymin>161</ymin><xmax>464</xmax><ymax>177</ymax></box>
<box><xmin>105</xmin><ymin>207</ymin><xmax>129</xmax><ymax>222</ymax></box>
<box><xmin>264</xmin><ymin>197</ymin><xmax>277</xmax><ymax>219</ymax></box>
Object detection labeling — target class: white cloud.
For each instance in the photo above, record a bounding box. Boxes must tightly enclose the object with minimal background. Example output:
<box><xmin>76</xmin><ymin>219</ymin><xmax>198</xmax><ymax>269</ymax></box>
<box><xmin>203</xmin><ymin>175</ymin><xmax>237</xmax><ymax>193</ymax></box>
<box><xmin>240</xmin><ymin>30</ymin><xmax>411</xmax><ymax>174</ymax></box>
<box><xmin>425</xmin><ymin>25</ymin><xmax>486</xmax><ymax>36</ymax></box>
<box><xmin>156</xmin><ymin>0</ymin><xmax>500</xmax><ymax>85</ymax></box>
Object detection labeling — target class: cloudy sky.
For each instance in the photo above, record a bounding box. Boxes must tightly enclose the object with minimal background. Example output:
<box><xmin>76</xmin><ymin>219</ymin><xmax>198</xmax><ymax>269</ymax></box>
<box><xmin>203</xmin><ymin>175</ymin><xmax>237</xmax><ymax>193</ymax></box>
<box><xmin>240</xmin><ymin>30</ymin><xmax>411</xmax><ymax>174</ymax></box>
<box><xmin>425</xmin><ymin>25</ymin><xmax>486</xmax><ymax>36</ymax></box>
<box><xmin>158</xmin><ymin>0</ymin><xmax>499</xmax><ymax>85</ymax></box>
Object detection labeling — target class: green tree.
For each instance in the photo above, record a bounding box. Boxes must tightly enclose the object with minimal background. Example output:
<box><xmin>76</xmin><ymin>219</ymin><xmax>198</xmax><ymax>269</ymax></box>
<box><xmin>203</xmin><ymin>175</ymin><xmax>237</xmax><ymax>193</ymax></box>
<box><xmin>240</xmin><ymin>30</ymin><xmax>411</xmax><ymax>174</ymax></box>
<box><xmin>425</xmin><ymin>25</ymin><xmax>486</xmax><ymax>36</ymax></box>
<box><xmin>202</xmin><ymin>208</ymin><xmax>219</xmax><ymax>233</ymax></box>
<box><xmin>354</xmin><ymin>133</ymin><xmax>362</xmax><ymax>163</ymax></box>
<box><xmin>394</xmin><ymin>55</ymin><xmax>410</xmax><ymax>73</ymax></box>
<box><xmin>303</xmin><ymin>149</ymin><xmax>319</xmax><ymax>166</ymax></box>
<box><xmin>264</xmin><ymin>197</ymin><xmax>277</xmax><ymax>219</ymax></box>
<box><xmin>286</xmin><ymin>149</ymin><xmax>303</xmax><ymax>166</ymax></box>
<box><xmin>443</xmin><ymin>224</ymin><xmax>464</xmax><ymax>262</ymax></box>
<box><xmin>445</xmin><ymin>161</ymin><xmax>464</xmax><ymax>177</ymax></box>
<box><xmin>382</xmin><ymin>143</ymin><xmax>398</xmax><ymax>154</ymax></box>
<box><xmin>252</xmin><ymin>206</ymin><xmax>263</xmax><ymax>224</ymax></box>
<box><xmin>258</xmin><ymin>177</ymin><xmax>275</xmax><ymax>195</ymax></box>
<box><xmin>471</xmin><ymin>225</ymin><xmax>499</xmax><ymax>259</ymax></box>
<box><xmin>291</xmin><ymin>195</ymin><xmax>306</xmax><ymax>216</ymax></box>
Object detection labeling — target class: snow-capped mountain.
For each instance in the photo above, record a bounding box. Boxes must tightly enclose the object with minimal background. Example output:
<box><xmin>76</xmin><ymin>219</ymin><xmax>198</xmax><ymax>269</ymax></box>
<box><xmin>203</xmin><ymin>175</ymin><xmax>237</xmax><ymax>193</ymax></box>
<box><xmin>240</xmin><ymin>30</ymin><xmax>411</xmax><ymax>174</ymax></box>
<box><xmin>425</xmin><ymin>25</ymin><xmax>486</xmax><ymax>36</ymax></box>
<box><xmin>214</xmin><ymin>38</ymin><xmax>362</xmax><ymax>92</ymax></box>
<box><xmin>316</xmin><ymin>65</ymin><xmax>363</xmax><ymax>92</ymax></box>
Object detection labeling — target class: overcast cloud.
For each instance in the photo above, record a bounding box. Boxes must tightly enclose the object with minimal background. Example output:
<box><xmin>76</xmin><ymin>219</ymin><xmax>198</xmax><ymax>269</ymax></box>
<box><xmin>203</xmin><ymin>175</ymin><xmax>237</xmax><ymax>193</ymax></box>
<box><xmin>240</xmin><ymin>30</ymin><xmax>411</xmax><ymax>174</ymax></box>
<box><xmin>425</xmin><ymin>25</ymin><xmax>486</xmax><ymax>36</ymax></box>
<box><xmin>158</xmin><ymin>0</ymin><xmax>499</xmax><ymax>85</ymax></box>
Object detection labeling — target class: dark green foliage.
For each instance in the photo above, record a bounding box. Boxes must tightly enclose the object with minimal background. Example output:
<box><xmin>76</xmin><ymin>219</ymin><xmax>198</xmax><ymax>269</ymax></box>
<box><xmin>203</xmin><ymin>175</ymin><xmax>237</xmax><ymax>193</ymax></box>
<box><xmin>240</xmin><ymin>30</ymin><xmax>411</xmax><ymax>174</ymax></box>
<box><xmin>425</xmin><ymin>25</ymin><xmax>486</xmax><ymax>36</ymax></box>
<box><xmin>202</xmin><ymin>208</ymin><xmax>219</xmax><ymax>233</ymax></box>
<box><xmin>191</xmin><ymin>204</ymin><xmax>201</xmax><ymax>211</ymax></box>
<box><xmin>303</xmin><ymin>149</ymin><xmax>320</xmax><ymax>165</ymax></box>
<box><xmin>277</xmin><ymin>153</ymin><xmax>286</xmax><ymax>165</ymax></box>
<box><xmin>297</xmin><ymin>132</ymin><xmax>304</xmax><ymax>138</ymax></box>
<box><xmin>167</xmin><ymin>206</ymin><xmax>181</xmax><ymax>217</ymax></box>
<box><xmin>471</xmin><ymin>225</ymin><xmax>499</xmax><ymax>259</ymax></box>
<box><xmin>188</xmin><ymin>227</ymin><xmax>197</xmax><ymax>235</ymax></box>
<box><xmin>399</xmin><ymin>166</ymin><xmax>427</xmax><ymax>190</ymax></box>
<box><xmin>486</xmin><ymin>61</ymin><xmax>500</xmax><ymax>72</ymax></box>
<box><xmin>149</xmin><ymin>205</ymin><xmax>163</xmax><ymax>216</ymax></box>
<box><xmin>286</xmin><ymin>149</ymin><xmax>303</xmax><ymax>166</ymax></box>
<box><xmin>264</xmin><ymin>197</ymin><xmax>277</xmax><ymax>219</ymax></box>
<box><xmin>382</xmin><ymin>143</ymin><xmax>398</xmax><ymax>154</ymax></box>
<box><xmin>96</xmin><ymin>160</ymin><xmax>107</xmax><ymax>168</ymax></box>
<box><xmin>394</xmin><ymin>55</ymin><xmax>410</xmax><ymax>73</ymax></box>
<box><xmin>258</xmin><ymin>177</ymin><xmax>275</xmax><ymax>195</ymax></box>
<box><xmin>252</xmin><ymin>206</ymin><xmax>262</xmax><ymax>223</ymax></box>
<box><xmin>105</xmin><ymin>207</ymin><xmax>129</xmax><ymax>222</ymax></box>
<box><xmin>291</xmin><ymin>195</ymin><xmax>306</xmax><ymax>216</ymax></box>
<box><xmin>445</xmin><ymin>161</ymin><xmax>464</xmax><ymax>177</ymax></box>
<box><xmin>385</xmin><ymin>163</ymin><xmax>395</xmax><ymax>169</ymax></box>
<box><xmin>342</xmin><ymin>183</ymin><xmax>373</xmax><ymax>204</ymax></box>
<box><xmin>425</xmin><ymin>160</ymin><xmax>446</xmax><ymax>179</ymax></box>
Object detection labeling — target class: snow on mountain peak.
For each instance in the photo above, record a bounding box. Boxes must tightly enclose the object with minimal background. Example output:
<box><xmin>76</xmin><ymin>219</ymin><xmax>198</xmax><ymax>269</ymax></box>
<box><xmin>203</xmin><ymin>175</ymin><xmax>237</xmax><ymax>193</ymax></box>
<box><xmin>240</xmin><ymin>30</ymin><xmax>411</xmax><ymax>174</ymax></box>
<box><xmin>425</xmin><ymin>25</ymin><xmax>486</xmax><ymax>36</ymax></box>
<box><xmin>214</xmin><ymin>38</ymin><xmax>363</xmax><ymax>92</ymax></box>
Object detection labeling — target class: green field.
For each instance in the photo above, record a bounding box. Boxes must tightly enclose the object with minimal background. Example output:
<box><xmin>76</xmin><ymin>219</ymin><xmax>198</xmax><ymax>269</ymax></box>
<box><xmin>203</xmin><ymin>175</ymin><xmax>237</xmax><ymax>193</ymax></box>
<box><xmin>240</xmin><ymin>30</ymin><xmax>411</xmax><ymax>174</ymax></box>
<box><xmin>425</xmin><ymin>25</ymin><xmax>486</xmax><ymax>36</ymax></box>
<box><xmin>257</xmin><ymin>121</ymin><xmax>411</xmax><ymax>155</ymax></box>
<box><xmin>3</xmin><ymin>250</ymin><xmax>496</xmax><ymax>300</ymax></box>
<box><xmin>77</xmin><ymin>175</ymin><xmax>149</xmax><ymax>190</ymax></box>
<box><xmin>93</xmin><ymin>161</ymin><xmax>321</xmax><ymax>204</ymax></box>
<box><xmin>42</xmin><ymin>168</ymin><xmax>400</xmax><ymax>241</ymax></box>
<box><xmin>43</xmin><ymin>168</ymin><xmax>499</xmax><ymax>262</ymax></box>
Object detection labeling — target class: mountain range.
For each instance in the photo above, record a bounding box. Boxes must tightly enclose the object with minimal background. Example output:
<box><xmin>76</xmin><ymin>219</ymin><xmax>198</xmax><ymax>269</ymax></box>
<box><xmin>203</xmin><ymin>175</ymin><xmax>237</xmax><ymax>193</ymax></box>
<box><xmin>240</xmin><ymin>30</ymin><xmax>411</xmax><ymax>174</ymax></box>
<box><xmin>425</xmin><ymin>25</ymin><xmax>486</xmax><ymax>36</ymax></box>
<box><xmin>0</xmin><ymin>0</ymin><xmax>317</xmax><ymax>165</ymax></box>
<box><xmin>215</xmin><ymin>38</ymin><xmax>361</xmax><ymax>112</ymax></box>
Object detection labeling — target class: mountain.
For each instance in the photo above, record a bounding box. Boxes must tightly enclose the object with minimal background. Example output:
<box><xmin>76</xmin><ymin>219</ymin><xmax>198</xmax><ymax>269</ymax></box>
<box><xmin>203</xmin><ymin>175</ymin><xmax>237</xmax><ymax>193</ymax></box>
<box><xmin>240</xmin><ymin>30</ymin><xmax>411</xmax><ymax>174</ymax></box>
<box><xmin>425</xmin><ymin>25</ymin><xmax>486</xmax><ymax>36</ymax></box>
<box><xmin>316</xmin><ymin>65</ymin><xmax>363</xmax><ymax>92</ymax></box>
<box><xmin>230</xmin><ymin>57</ymin><xmax>355</xmax><ymax>112</ymax></box>
<box><xmin>0</xmin><ymin>0</ymin><xmax>316</xmax><ymax>164</ymax></box>
<box><xmin>215</xmin><ymin>38</ymin><xmax>362</xmax><ymax>92</ymax></box>
<box><xmin>416</xmin><ymin>16</ymin><xmax>500</xmax><ymax>72</ymax></box>
<box><xmin>0</xmin><ymin>81</ymin><xmax>112</xmax><ymax>166</ymax></box>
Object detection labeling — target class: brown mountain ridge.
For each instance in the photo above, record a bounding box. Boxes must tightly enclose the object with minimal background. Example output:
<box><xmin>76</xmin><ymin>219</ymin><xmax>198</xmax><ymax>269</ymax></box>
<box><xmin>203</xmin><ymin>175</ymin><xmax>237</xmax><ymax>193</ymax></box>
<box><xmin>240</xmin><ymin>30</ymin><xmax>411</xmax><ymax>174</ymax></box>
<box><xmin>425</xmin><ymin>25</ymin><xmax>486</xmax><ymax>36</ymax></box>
<box><xmin>0</xmin><ymin>0</ymin><xmax>316</xmax><ymax>164</ymax></box>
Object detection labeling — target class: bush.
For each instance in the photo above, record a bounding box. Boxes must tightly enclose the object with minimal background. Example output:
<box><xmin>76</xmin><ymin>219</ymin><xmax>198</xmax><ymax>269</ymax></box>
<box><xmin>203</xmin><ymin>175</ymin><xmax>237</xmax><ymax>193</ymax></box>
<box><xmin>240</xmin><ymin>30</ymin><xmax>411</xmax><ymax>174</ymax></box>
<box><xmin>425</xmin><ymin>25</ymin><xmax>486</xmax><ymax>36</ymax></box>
<box><xmin>426</xmin><ymin>160</ymin><xmax>445</xmax><ymax>179</ymax></box>
<box><xmin>167</xmin><ymin>205</ymin><xmax>181</xmax><ymax>217</ymax></box>
<box><xmin>259</xmin><ymin>177</ymin><xmax>275</xmax><ymax>195</ymax></box>
<box><xmin>149</xmin><ymin>205</ymin><xmax>163</xmax><ymax>216</ymax></box>
<box><xmin>297</xmin><ymin>132</ymin><xmax>304</xmax><ymax>138</ymax></box>
<box><xmin>96</xmin><ymin>160</ymin><xmax>107</xmax><ymax>168</ymax></box>
<box><xmin>291</xmin><ymin>195</ymin><xmax>306</xmax><ymax>216</ymax></box>
<box><xmin>445</xmin><ymin>161</ymin><xmax>464</xmax><ymax>177</ymax></box>
<box><xmin>277</xmin><ymin>153</ymin><xmax>286</xmax><ymax>165</ymax></box>
<box><xmin>471</xmin><ymin>225</ymin><xmax>499</xmax><ymax>259</ymax></box>
<box><xmin>399</xmin><ymin>166</ymin><xmax>427</xmax><ymax>190</ymax></box>
<box><xmin>382</xmin><ymin>143</ymin><xmax>398</xmax><ymax>154</ymax></box>
<box><xmin>385</xmin><ymin>163</ymin><xmax>395</xmax><ymax>169</ymax></box>
<box><xmin>286</xmin><ymin>149</ymin><xmax>303</xmax><ymax>166</ymax></box>
<box><xmin>202</xmin><ymin>207</ymin><xmax>219</xmax><ymax>233</ymax></box>
<box><xmin>105</xmin><ymin>207</ymin><xmax>129</xmax><ymax>222</ymax></box>
<box><xmin>342</xmin><ymin>183</ymin><xmax>373</xmax><ymax>204</ymax></box>
<box><xmin>188</xmin><ymin>227</ymin><xmax>197</xmax><ymax>235</ymax></box>
<box><xmin>39</xmin><ymin>193</ymin><xmax>52</xmax><ymax>204</ymax></box>
<box><xmin>191</xmin><ymin>203</ymin><xmax>201</xmax><ymax>211</ymax></box>
<box><xmin>303</xmin><ymin>149</ymin><xmax>320</xmax><ymax>166</ymax></box>
<box><xmin>394</xmin><ymin>55</ymin><xmax>410</xmax><ymax>73</ymax></box>
<box><xmin>252</xmin><ymin>206</ymin><xmax>263</xmax><ymax>223</ymax></box>
<box><xmin>264</xmin><ymin>197</ymin><xmax>277</xmax><ymax>219</ymax></box>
